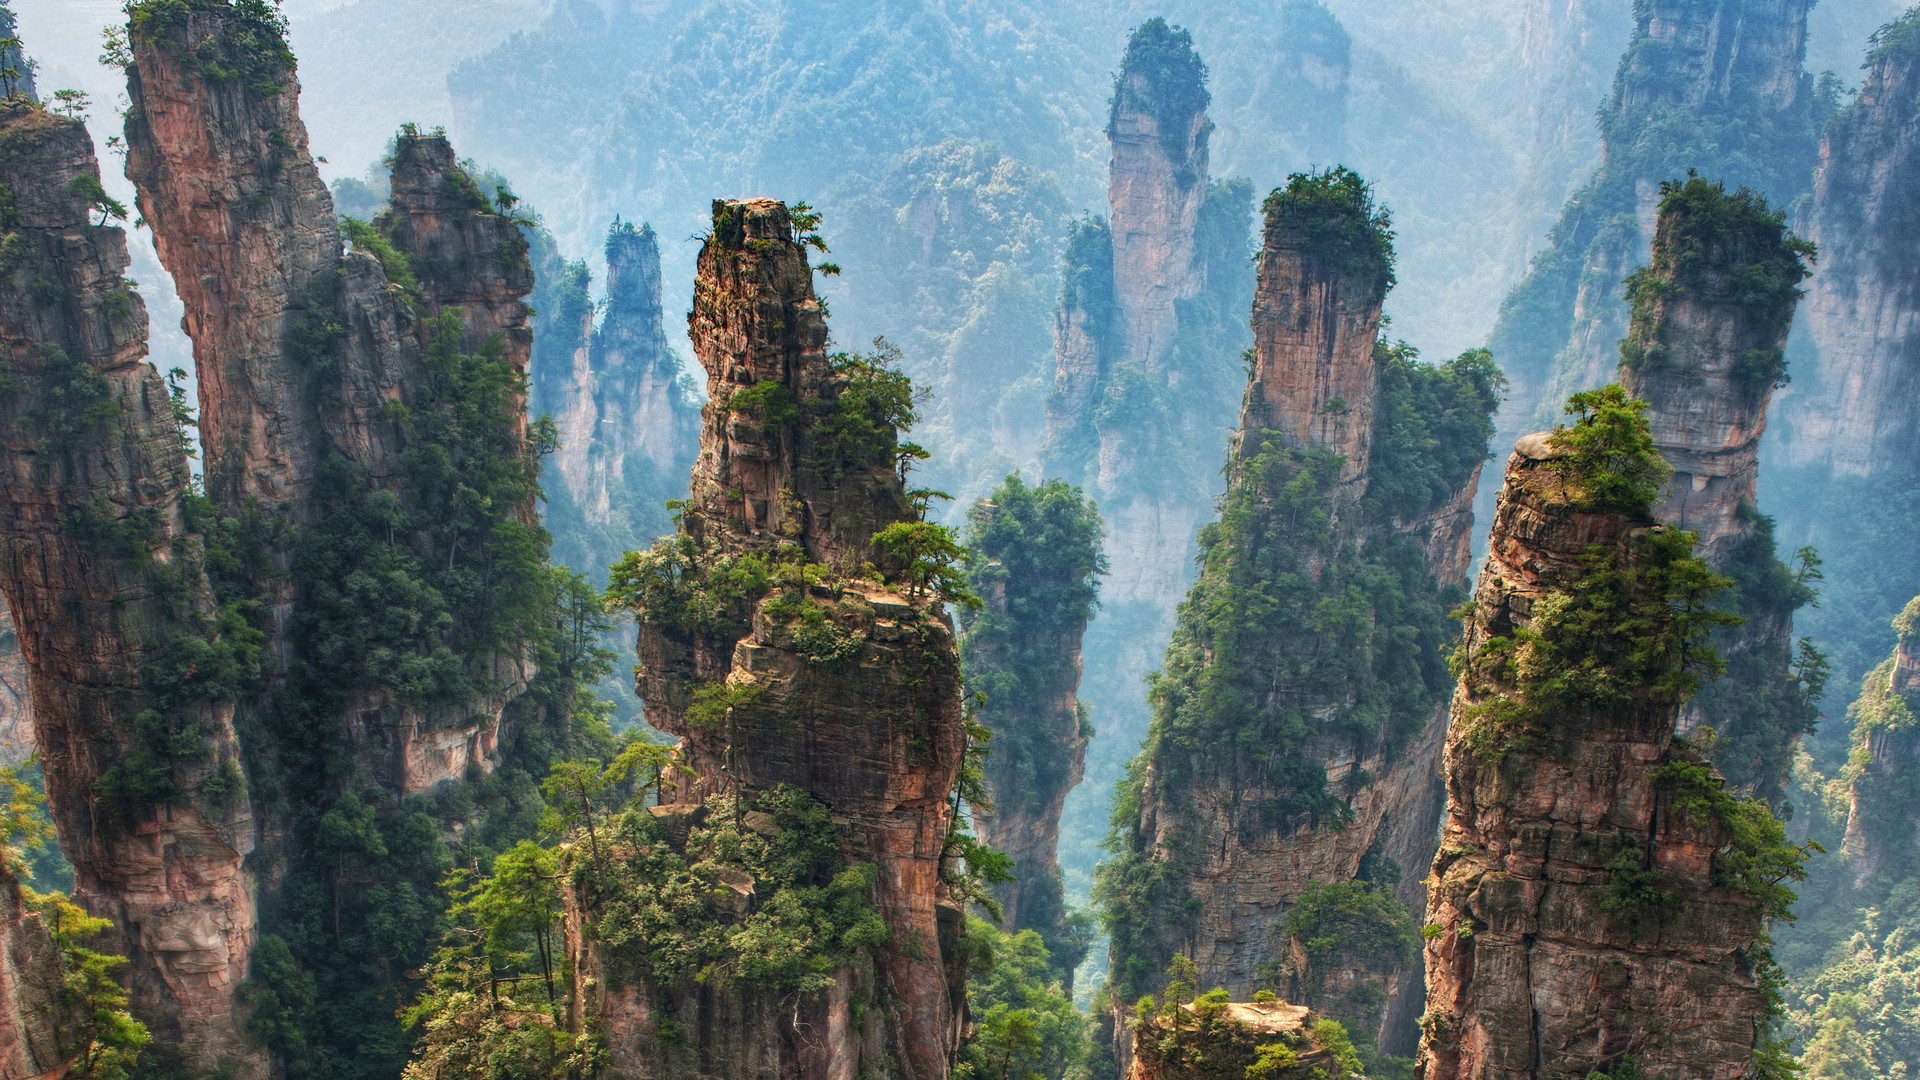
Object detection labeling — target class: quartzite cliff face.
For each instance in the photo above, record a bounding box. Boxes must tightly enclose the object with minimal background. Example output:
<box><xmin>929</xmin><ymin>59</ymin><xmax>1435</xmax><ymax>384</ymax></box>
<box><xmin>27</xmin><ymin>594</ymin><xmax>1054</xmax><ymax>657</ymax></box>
<box><xmin>0</xmin><ymin>95</ymin><xmax>265</xmax><ymax>1075</ymax></box>
<box><xmin>1042</xmin><ymin>22</ymin><xmax>1255</xmax><ymax>902</ymax></box>
<box><xmin>1838</xmin><ymin>598</ymin><xmax>1920</xmax><ymax>888</ymax></box>
<box><xmin>1421</xmin><ymin>414</ymin><xmax>1790</xmax><ymax>1079</ymax></box>
<box><xmin>0</xmin><ymin>614</ymin><xmax>29</xmax><ymax>765</ymax></box>
<box><xmin>1616</xmin><ymin>178</ymin><xmax>1816</xmax><ymax>801</ymax></box>
<box><xmin>1101</xmin><ymin>172</ymin><xmax>1499</xmax><ymax>1068</ymax></box>
<box><xmin>1489</xmin><ymin>0</ymin><xmax>1819</xmax><ymax>467</ymax></box>
<box><xmin>577</xmin><ymin>199</ymin><xmax>967</xmax><ymax>1078</ymax></box>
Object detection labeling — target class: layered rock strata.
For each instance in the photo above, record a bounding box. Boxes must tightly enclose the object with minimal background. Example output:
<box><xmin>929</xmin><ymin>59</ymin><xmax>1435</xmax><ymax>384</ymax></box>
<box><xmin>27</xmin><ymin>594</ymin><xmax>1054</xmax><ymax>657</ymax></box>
<box><xmin>1616</xmin><ymin>178</ymin><xmax>1815</xmax><ymax>800</ymax></box>
<box><xmin>1838</xmin><ymin>598</ymin><xmax>1920</xmax><ymax>888</ymax></box>
<box><xmin>0</xmin><ymin>864</ymin><xmax>82</xmax><ymax>1080</ymax></box>
<box><xmin>583</xmin><ymin>199</ymin><xmax>967</xmax><ymax>1078</ymax></box>
<box><xmin>1420</xmin><ymin>422</ymin><xmax>1782</xmax><ymax>1079</ymax></box>
<box><xmin>0</xmin><ymin>95</ymin><xmax>264</xmax><ymax>1075</ymax></box>
<box><xmin>1486</xmin><ymin>0</ymin><xmax>1819</xmax><ymax>484</ymax></box>
<box><xmin>961</xmin><ymin>477</ymin><xmax>1103</xmax><ymax>979</ymax></box>
<box><xmin>1108</xmin><ymin>17</ymin><xmax>1210</xmax><ymax>376</ymax></box>
<box><xmin>1101</xmin><ymin>172</ymin><xmax>1497</xmax><ymax>1068</ymax></box>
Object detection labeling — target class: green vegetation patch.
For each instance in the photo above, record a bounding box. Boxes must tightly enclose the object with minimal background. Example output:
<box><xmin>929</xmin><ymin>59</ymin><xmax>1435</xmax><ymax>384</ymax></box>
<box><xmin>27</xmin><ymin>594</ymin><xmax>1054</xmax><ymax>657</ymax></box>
<box><xmin>125</xmin><ymin>0</ymin><xmax>296</xmax><ymax>93</ymax></box>
<box><xmin>1110</xmin><ymin>17</ymin><xmax>1211</xmax><ymax>162</ymax></box>
<box><xmin>1263</xmin><ymin>167</ymin><xmax>1396</xmax><ymax>303</ymax></box>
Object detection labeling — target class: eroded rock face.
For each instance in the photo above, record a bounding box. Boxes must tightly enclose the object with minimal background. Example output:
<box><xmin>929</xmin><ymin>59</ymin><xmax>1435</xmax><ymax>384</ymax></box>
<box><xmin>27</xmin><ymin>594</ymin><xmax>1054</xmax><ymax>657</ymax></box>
<box><xmin>1243</xmin><ymin>200</ymin><xmax>1386</xmax><ymax>487</ymax></box>
<box><xmin>1487</xmin><ymin>0</ymin><xmax>1817</xmax><ymax>466</ymax></box>
<box><xmin>124</xmin><ymin>6</ymin><xmax>536</xmax><ymax>797</ymax></box>
<box><xmin>0</xmin><ymin>613</ymin><xmax>30</xmax><ymax>767</ymax></box>
<box><xmin>1128</xmin><ymin>999</ymin><xmax>1348</xmax><ymax>1080</ymax></box>
<box><xmin>1839</xmin><ymin>604</ymin><xmax>1920</xmax><ymax>888</ymax></box>
<box><xmin>593</xmin><ymin>199</ymin><xmax>966</xmax><ymax>1079</ymax></box>
<box><xmin>1104</xmin><ymin>177</ymin><xmax>1488</xmax><ymax>1068</ymax></box>
<box><xmin>0</xmin><ymin>864</ymin><xmax>81</xmax><ymax>1080</ymax></box>
<box><xmin>1781</xmin><ymin>26</ymin><xmax>1920</xmax><ymax>479</ymax></box>
<box><xmin>1419</xmin><ymin>435</ymin><xmax>1771</xmax><ymax>1080</ymax></box>
<box><xmin>0</xmin><ymin>98</ymin><xmax>265</xmax><ymax>1076</ymax></box>
<box><xmin>1108</xmin><ymin>19</ymin><xmax>1209</xmax><ymax>376</ymax></box>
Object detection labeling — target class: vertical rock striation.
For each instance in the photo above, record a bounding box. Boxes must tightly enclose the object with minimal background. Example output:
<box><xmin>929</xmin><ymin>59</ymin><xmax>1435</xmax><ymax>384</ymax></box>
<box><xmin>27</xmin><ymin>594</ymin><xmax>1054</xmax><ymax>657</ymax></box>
<box><xmin>961</xmin><ymin>476</ymin><xmax>1104</xmax><ymax>983</ymax></box>
<box><xmin>1107</xmin><ymin>17</ymin><xmax>1210</xmax><ymax>377</ymax></box>
<box><xmin>1767</xmin><ymin>13</ymin><xmax>1920</xmax><ymax>705</ymax></box>
<box><xmin>1420</xmin><ymin>396</ymin><xmax>1798</xmax><ymax>1079</ymax></box>
<box><xmin>1042</xmin><ymin>23</ymin><xmax>1255</xmax><ymax>901</ymax></box>
<box><xmin>0</xmin><ymin>862</ymin><xmax>82</xmax><ymax>1080</ymax></box>
<box><xmin>1487</xmin><ymin>0</ymin><xmax>1820</xmax><ymax>484</ymax></box>
<box><xmin>585</xmin><ymin>199</ymin><xmax>967</xmax><ymax>1078</ymax></box>
<box><xmin>0</xmin><ymin>95</ymin><xmax>265</xmax><ymax>1075</ymax></box>
<box><xmin>1100</xmin><ymin>171</ymin><xmax>1500</xmax><ymax>1069</ymax></box>
<box><xmin>1838</xmin><ymin>597</ymin><xmax>1920</xmax><ymax>889</ymax></box>
<box><xmin>0</xmin><ymin>614</ymin><xmax>29</xmax><ymax>766</ymax></box>
<box><xmin>1617</xmin><ymin>178</ymin><xmax>1817</xmax><ymax>801</ymax></box>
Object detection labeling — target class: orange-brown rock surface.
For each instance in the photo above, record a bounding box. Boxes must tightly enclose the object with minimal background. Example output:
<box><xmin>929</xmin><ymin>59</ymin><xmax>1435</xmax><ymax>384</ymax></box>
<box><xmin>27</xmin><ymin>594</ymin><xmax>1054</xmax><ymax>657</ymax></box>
<box><xmin>0</xmin><ymin>95</ymin><xmax>266</xmax><ymax>1076</ymax></box>
<box><xmin>1101</xmin><ymin>172</ymin><xmax>1496</xmax><ymax>1070</ymax></box>
<box><xmin>581</xmin><ymin>199</ymin><xmax>967</xmax><ymax>1079</ymax></box>
<box><xmin>1419</xmin><ymin>425</ymin><xmax>1782</xmax><ymax>1080</ymax></box>
<box><xmin>1614</xmin><ymin>178</ymin><xmax>1815</xmax><ymax>803</ymax></box>
<box><xmin>1107</xmin><ymin>18</ymin><xmax>1209</xmax><ymax>376</ymax></box>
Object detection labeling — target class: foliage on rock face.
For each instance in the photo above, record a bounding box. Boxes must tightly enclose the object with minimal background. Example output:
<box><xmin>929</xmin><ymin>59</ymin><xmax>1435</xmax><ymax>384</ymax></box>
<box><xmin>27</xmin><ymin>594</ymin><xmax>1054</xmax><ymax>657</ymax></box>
<box><xmin>1128</xmin><ymin>969</ymin><xmax>1367</xmax><ymax>1080</ymax></box>
<box><xmin>1687</xmin><ymin>513</ymin><xmax>1827</xmax><ymax>803</ymax></box>
<box><xmin>1110</xmin><ymin>17</ymin><xmax>1211</xmax><ymax>162</ymax></box>
<box><xmin>1097</xmin><ymin>338</ymin><xmax>1498</xmax><ymax>1003</ymax></box>
<box><xmin>122</xmin><ymin>0</ymin><xmax>295</xmax><ymax>92</ymax></box>
<box><xmin>580</xmin><ymin>786</ymin><xmax>891</xmax><ymax>994</ymax></box>
<box><xmin>1262</xmin><ymin>168</ymin><xmax>1396</xmax><ymax>304</ymax></box>
<box><xmin>1457</xmin><ymin>389</ymin><xmax>1737</xmax><ymax>753</ymax></box>
<box><xmin>961</xmin><ymin>474</ymin><xmax>1105</xmax><ymax>811</ymax></box>
<box><xmin>1619</xmin><ymin>176</ymin><xmax>1813</xmax><ymax>398</ymax></box>
<box><xmin>1487</xmin><ymin>0</ymin><xmax>1834</xmax><ymax>409</ymax></box>
<box><xmin>960</xmin><ymin>474</ymin><xmax>1104</xmax><ymax>980</ymax></box>
<box><xmin>954</xmin><ymin>918</ymin><xmax>1090</xmax><ymax>1080</ymax></box>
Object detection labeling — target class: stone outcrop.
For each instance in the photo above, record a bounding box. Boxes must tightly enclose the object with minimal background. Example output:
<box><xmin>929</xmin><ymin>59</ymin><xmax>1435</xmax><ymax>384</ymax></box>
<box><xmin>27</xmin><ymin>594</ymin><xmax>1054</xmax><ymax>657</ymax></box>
<box><xmin>124</xmin><ymin>2</ymin><xmax>537</xmax><ymax>798</ymax></box>
<box><xmin>582</xmin><ymin>199</ymin><xmax>967</xmax><ymax>1078</ymax></box>
<box><xmin>1128</xmin><ymin>999</ymin><xmax>1356</xmax><ymax>1080</ymax></box>
<box><xmin>1782</xmin><ymin>17</ymin><xmax>1920</xmax><ymax>480</ymax></box>
<box><xmin>1486</xmin><ymin>0</ymin><xmax>1819</xmax><ymax>486</ymax></box>
<box><xmin>0</xmin><ymin>864</ymin><xmax>83</xmax><ymax>1080</ymax></box>
<box><xmin>961</xmin><ymin>477</ymin><xmax>1103</xmax><ymax>981</ymax></box>
<box><xmin>1243</xmin><ymin>182</ymin><xmax>1389</xmax><ymax>488</ymax></box>
<box><xmin>1616</xmin><ymin>178</ymin><xmax>1815</xmax><ymax>801</ymax></box>
<box><xmin>1838</xmin><ymin>598</ymin><xmax>1920</xmax><ymax>889</ymax></box>
<box><xmin>1041</xmin><ymin>25</ymin><xmax>1254</xmax><ymax>901</ymax></box>
<box><xmin>0</xmin><ymin>95</ymin><xmax>265</xmax><ymax>1076</ymax></box>
<box><xmin>1101</xmin><ymin>172</ymin><xmax>1497</xmax><ymax>1069</ymax></box>
<box><xmin>1420</xmin><ymin>424</ymin><xmax>1781</xmax><ymax>1080</ymax></box>
<box><xmin>1108</xmin><ymin>17</ymin><xmax>1210</xmax><ymax>376</ymax></box>
<box><xmin>536</xmin><ymin>219</ymin><xmax>700</xmax><ymax>580</ymax></box>
<box><xmin>0</xmin><ymin>614</ymin><xmax>29</xmax><ymax>767</ymax></box>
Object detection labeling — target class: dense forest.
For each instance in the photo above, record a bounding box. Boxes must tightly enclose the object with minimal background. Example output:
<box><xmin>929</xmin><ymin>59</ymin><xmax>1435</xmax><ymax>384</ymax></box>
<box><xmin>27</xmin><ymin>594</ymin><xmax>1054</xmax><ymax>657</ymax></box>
<box><xmin>2</xmin><ymin>0</ymin><xmax>1920</xmax><ymax>1078</ymax></box>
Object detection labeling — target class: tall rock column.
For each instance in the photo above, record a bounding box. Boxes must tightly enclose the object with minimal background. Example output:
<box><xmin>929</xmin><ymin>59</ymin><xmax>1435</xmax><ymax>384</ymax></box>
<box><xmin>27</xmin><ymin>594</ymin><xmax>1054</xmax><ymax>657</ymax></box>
<box><xmin>1421</xmin><ymin>391</ymin><xmax>1802</xmax><ymax>1079</ymax></box>
<box><xmin>1244</xmin><ymin>167</ymin><xmax>1391</xmax><ymax>487</ymax></box>
<box><xmin>1486</xmin><ymin>0</ymin><xmax>1819</xmax><ymax>485</ymax></box>
<box><xmin>961</xmin><ymin>475</ymin><xmax>1104</xmax><ymax>983</ymax></box>
<box><xmin>1108</xmin><ymin>16</ymin><xmax>1210</xmax><ymax>376</ymax></box>
<box><xmin>1768</xmin><ymin>13</ymin><xmax>1920</xmax><ymax>706</ymax></box>
<box><xmin>1099</xmin><ymin>171</ymin><xmax>1500</xmax><ymax>1069</ymax></box>
<box><xmin>1838</xmin><ymin>597</ymin><xmax>1920</xmax><ymax>888</ymax></box>
<box><xmin>0</xmin><ymin>95</ymin><xmax>265</xmax><ymax>1076</ymax></box>
<box><xmin>0</xmin><ymin>614</ymin><xmax>29</xmax><ymax>765</ymax></box>
<box><xmin>1617</xmin><ymin>177</ymin><xmax>1817</xmax><ymax>801</ymax></box>
<box><xmin>1041</xmin><ymin>24</ymin><xmax>1255</xmax><ymax>904</ymax></box>
<box><xmin>589</xmin><ymin>199</ymin><xmax>966</xmax><ymax>1078</ymax></box>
